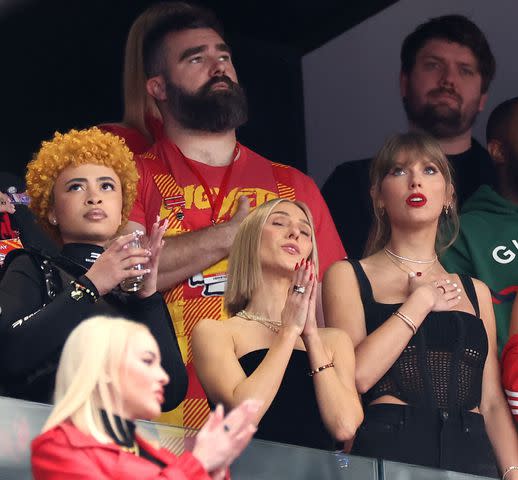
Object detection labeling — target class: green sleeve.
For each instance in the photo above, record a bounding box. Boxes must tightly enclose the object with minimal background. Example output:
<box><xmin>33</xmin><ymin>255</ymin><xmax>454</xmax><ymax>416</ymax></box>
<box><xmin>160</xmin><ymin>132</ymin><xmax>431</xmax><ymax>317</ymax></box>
<box><xmin>441</xmin><ymin>228</ymin><xmax>475</xmax><ymax>276</ymax></box>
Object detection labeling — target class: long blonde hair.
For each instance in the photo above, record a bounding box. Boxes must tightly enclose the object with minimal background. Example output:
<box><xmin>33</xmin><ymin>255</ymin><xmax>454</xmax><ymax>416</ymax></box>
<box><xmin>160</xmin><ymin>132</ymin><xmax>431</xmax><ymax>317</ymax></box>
<box><xmin>225</xmin><ymin>199</ymin><xmax>319</xmax><ymax>316</ymax></box>
<box><xmin>365</xmin><ymin>132</ymin><xmax>459</xmax><ymax>257</ymax></box>
<box><xmin>42</xmin><ymin>316</ymin><xmax>149</xmax><ymax>444</ymax></box>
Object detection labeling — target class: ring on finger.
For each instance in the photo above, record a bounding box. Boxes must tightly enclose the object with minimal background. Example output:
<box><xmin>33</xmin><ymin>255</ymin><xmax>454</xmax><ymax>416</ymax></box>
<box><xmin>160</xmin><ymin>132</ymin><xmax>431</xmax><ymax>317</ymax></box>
<box><xmin>293</xmin><ymin>284</ymin><xmax>306</xmax><ymax>294</ymax></box>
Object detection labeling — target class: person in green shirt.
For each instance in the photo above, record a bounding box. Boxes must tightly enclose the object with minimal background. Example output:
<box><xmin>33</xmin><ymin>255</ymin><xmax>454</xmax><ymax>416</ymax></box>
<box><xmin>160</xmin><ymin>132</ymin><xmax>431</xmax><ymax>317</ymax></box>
<box><xmin>442</xmin><ymin>97</ymin><xmax>518</xmax><ymax>351</ymax></box>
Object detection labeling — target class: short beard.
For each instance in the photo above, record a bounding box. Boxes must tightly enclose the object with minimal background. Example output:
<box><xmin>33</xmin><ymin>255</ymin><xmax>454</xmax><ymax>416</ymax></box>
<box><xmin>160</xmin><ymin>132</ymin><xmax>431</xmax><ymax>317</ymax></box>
<box><xmin>164</xmin><ymin>75</ymin><xmax>248</xmax><ymax>133</ymax></box>
<box><xmin>403</xmin><ymin>87</ymin><xmax>479</xmax><ymax>139</ymax></box>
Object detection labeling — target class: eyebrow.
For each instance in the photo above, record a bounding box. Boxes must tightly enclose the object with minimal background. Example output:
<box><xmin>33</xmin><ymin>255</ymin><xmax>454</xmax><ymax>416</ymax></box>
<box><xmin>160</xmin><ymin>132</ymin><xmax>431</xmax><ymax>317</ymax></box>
<box><xmin>422</xmin><ymin>54</ymin><xmax>477</xmax><ymax>69</ymax></box>
<box><xmin>179</xmin><ymin>43</ymin><xmax>230</xmax><ymax>62</ymax></box>
<box><xmin>272</xmin><ymin>210</ymin><xmax>311</xmax><ymax>227</ymax></box>
<box><xmin>64</xmin><ymin>176</ymin><xmax>116</xmax><ymax>185</ymax></box>
<box><xmin>144</xmin><ymin>350</ymin><xmax>158</xmax><ymax>360</ymax></box>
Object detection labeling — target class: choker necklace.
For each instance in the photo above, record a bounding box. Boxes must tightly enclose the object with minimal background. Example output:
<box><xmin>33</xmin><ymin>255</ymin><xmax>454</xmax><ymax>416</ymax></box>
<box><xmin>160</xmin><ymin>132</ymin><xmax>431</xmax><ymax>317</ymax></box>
<box><xmin>236</xmin><ymin>309</ymin><xmax>281</xmax><ymax>333</ymax></box>
<box><xmin>384</xmin><ymin>249</ymin><xmax>437</xmax><ymax>278</ymax></box>
<box><xmin>384</xmin><ymin>247</ymin><xmax>437</xmax><ymax>264</ymax></box>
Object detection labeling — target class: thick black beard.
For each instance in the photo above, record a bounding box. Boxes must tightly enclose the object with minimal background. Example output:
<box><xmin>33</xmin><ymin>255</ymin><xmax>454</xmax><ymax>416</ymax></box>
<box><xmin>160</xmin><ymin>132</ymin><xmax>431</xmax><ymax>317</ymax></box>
<box><xmin>165</xmin><ymin>75</ymin><xmax>248</xmax><ymax>133</ymax></box>
<box><xmin>402</xmin><ymin>96</ymin><xmax>475</xmax><ymax>139</ymax></box>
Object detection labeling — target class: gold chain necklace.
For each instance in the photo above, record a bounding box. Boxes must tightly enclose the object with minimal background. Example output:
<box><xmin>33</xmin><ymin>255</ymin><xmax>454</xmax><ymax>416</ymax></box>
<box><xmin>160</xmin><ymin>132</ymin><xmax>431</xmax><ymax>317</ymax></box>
<box><xmin>236</xmin><ymin>309</ymin><xmax>281</xmax><ymax>333</ymax></box>
<box><xmin>120</xmin><ymin>442</ymin><xmax>140</xmax><ymax>456</ymax></box>
<box><xmin>384</xmin><ymin>249</ymin><xmax>437</xmax><ymax>278</ymax></box>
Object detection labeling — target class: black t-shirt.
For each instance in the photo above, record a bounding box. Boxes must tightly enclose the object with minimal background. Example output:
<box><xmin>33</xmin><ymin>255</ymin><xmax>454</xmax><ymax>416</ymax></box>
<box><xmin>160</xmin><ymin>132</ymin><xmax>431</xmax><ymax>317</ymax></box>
<box><xmin>321</xmin><ymin>139</ymin><xmax>495</xmax><ymax>260</ymax></box>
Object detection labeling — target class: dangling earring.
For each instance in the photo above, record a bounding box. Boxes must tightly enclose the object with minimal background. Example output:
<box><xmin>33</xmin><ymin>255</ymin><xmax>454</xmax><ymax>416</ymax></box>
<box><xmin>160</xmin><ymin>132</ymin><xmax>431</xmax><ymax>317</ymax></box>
<box><xmin>378</xmin><ymin>204</ymin><xmax>385</xmax><ymax>217</ymax></box>
<box><xmin>50</xmin><ymin>218</ymin><xmax>57</xmax><ymax>225</ymax></box>
<box><xmin>443</xmin><ymin>203</ymin><xmax>451</xmax><ymax>216</ymax></box>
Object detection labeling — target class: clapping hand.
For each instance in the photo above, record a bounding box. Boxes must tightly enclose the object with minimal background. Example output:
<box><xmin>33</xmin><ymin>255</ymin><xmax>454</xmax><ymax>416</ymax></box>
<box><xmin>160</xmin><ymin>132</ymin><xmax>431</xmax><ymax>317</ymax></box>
<box><xmin>137</xmin><ymin>217</ymin><xmax>168</xmax><ymax>298</ymax></box>
<box><xmin>0</xmin><ymin>192</ymin><xmax>15</xmax><ymax>215</ymax></box>
<box><xmin>192</xmin><ymin>399</ymin><xmax>261</xmax><ymax>476</ymax></box>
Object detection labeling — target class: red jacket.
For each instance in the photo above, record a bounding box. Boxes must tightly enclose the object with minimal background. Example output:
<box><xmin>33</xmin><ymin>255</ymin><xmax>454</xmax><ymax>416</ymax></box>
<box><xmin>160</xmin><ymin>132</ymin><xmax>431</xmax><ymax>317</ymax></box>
<box><xmin>31</xmin><ymin>422</ymin><xmax>211</xmax><ymax>480</ymax></box>
<box><xmin>502</xmin><ymin>333</ymin><xmax>518</xmax><ymax>420</ymax></box>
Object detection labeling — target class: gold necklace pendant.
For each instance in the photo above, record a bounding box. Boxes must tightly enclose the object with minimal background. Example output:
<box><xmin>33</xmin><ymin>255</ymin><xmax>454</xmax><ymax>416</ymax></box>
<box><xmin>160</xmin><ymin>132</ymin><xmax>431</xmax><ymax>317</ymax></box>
<box><xmin>236</xmin><ymin>310</ymin><xmax>282</xmax><ymax>333</ymax></box>
<box><xmin>120</xmin><ymin>442</ymin><xmax>140</xmax><ymax>456</ymax></box>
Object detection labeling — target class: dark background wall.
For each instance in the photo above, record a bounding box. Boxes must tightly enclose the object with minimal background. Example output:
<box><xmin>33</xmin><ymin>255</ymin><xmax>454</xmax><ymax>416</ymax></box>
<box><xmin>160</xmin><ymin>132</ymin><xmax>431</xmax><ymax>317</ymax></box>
<box><xmin>0</xmin><ymin>0</ymin><xmax>395</xmax><ymax>180</ymax></box>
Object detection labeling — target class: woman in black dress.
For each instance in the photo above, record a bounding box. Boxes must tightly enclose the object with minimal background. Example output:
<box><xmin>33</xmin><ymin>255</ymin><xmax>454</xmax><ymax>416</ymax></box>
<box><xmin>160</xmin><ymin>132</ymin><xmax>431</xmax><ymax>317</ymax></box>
<box><xmin>192</xmin><ymin>198</ymin><xmax>363</xmax><ymax>450</ymax></box>
<box><xmin>323</xmin><ymin>132</ymin><xmax>518</xmax><ymax>478</ymax></box>
<box><xmin>0</xmin><ymin>127</ymin><xmax>187</xmax><ymax>410</ymax></box>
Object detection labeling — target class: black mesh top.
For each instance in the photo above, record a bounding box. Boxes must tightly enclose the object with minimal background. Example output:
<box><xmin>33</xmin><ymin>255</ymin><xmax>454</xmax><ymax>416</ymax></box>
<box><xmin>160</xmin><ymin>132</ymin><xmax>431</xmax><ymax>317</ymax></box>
<box><xmin>349</xmin><ymin>260</ymin><xmax>488</xmax><ymax>410</ymax></box>
<box><xmin>238</xmin><ymin>349</ymin><xmax>337</xmax><ymax>450</ymax></box>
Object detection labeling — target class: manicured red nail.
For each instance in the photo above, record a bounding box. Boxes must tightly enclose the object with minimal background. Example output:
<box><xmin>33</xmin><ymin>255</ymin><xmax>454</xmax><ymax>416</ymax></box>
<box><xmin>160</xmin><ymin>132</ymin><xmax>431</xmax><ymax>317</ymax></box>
<box><xmin>310</xmin><ymin>273</ymin><xmax>313</xmax><ymax>281</ymax></box>
<box><xmin>295</xmin><ymin>262</ymin><xmax>299</xmax><ymax>270</ymax></box>
<box><xmin>305</xmin><ymin>259</ymin><xmax>309</xmax><ymax>270</ymax></box>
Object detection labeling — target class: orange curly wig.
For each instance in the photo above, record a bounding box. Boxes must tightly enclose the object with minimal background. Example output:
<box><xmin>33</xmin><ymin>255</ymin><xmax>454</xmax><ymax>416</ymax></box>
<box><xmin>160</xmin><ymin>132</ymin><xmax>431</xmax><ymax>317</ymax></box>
<box><xmin>26</xmin><ymin>127</ymin><xmax>138</xmax><ymax>239</ymax></box>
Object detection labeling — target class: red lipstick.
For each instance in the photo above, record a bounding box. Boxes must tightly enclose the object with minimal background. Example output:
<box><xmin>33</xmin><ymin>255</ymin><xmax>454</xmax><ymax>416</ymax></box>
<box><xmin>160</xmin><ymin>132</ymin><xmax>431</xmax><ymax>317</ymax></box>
<box><xmin>406</xmin><ymin>193</ymin><xmax>427</xmax><ymax>207</ymax></box>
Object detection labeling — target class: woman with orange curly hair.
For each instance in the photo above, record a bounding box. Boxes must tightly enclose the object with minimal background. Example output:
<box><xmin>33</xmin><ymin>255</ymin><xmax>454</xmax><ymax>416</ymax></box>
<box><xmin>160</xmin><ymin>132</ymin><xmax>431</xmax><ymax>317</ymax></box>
<box><xmin>0</xmin><ymin>127</ymin><xmax>187</xmax><ymax>408</ymax></box>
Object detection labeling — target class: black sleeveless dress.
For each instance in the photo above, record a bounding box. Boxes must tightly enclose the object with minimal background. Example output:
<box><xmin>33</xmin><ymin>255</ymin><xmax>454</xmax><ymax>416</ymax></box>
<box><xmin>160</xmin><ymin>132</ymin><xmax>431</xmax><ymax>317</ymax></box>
<box><xmin>348</xmin><ymin>260</ymin><xmax>498</xmax><ymax>478</ymax></box>
<box><xmin>238</xmin><ymin>349</ymin><xmax>337</xmax><ymax>450</ymax></box>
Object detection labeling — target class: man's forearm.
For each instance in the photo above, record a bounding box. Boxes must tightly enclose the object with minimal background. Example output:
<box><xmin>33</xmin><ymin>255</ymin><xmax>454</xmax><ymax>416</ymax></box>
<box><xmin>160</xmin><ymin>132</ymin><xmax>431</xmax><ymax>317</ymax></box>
<box><xmin>157</xmin><ymin>222</ymin><xmax>235</xmax><ymax>291</ymax></box>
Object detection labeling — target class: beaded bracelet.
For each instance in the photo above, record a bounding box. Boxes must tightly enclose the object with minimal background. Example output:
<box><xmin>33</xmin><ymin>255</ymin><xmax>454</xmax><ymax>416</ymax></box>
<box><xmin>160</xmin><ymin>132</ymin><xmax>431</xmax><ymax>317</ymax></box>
<box><xmin>308</xmin><ymin>362</ymin><xmax>335</xmax><ymax>377</ymax></box>
<box><xmin>393</xmin><ymin>310</ymin><xmax>417</xmax><ymax>335</ymax></box>
<box><xmin>503</xmin><ymin>465</ymin><xmax>518</xmax><ymax>480</ymax></box>
<box><xmin>70</xmin><ymin>281</ymin><xmax>98</xmax><ymax>303</ymax></box>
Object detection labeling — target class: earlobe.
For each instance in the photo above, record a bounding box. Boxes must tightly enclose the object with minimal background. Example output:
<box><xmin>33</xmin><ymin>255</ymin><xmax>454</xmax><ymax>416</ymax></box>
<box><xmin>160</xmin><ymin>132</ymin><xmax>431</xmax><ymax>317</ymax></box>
<box><xmin>47</xmin><ymin>208</ymin><xmax>58</xmax><ymax>226</ymax></box>
<box><xmin>488</xmin><ymin>140</ymin><xmax>505</xmax><ymax>166</ymax></box>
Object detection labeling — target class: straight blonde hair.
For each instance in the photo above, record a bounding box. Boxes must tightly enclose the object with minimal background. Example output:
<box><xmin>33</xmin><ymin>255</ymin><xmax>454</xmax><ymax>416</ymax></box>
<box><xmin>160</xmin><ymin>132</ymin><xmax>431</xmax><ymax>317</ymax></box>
<box><xmin>42</xmin><ymin>316</ymin><xmax>149</xmax><ymax>444</ymax></box>
<box><xmin>225</xmin><ymin>199</ymin><xmax>319</xmax><ymax>316</ymax></box>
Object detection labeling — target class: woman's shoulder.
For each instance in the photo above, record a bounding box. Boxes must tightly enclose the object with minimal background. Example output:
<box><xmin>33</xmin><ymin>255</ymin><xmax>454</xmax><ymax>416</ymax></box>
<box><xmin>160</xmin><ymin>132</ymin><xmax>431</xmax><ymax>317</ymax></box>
<box><xmin>192</xmin><ymin>317</ymin><xmax>234</xmax><ymax>342</ymax></box>
<box><xmin>323</xmin><ymin>258</ymin><xmax>356</xmax><ymax>282</ymax></box>
<box><xmin>1</xmin><ymin>248</ymin><xmax>47</xmax><ymax>280</ymax></box>
<box><xmin>32</xmin><ymin>422</ymin><xmax>76</xmax><ymax>449</ymax></box>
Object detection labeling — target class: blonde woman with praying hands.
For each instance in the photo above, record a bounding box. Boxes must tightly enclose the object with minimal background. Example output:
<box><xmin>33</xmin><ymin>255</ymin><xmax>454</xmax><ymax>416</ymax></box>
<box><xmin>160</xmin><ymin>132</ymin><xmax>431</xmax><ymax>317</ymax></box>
<box><xmin>192</xmin><ymin>198</ymin><xmax>363</xmax><ymax>450</ymax></box>
<box><xmin>323</xmin><ymin>132</ymin><xmax>518</xmax><ymax>478</ymax></box>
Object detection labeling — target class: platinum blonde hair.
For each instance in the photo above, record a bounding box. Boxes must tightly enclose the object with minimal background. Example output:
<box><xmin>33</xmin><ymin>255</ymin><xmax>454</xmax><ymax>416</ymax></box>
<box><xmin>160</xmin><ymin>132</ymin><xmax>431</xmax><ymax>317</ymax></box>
<box><xmin>225</xmin><ymin>198</ymin><xmax>318</xmax><ymax>316</ymax></box>
<box><xmin>42</xmin><ymin>316</ymin><xmax>149</xmax><ymax>444</ymax></box>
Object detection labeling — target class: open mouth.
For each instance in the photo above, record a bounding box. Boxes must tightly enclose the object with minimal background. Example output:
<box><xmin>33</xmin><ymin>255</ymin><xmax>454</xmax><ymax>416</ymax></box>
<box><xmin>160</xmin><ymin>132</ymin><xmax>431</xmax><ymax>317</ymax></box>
<box><xmin>406</xmin><ymin>194</ymin><xmax>427</xmax><ymax>207</ymax></box>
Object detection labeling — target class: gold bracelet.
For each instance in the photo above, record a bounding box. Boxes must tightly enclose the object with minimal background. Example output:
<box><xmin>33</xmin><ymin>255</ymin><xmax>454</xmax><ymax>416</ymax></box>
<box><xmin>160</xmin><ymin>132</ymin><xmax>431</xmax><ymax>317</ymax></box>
<box><xmin>503</xmin><ymin>465</ymin><xmax>518</xmax><ymax>480</ymax></box>
<box><xmin>393</xmin><ymin>310</ymin><xmax>417</xmax><ymax>335</ymax></box>
<box><xmin>70</xmin><ymin>281</ymin><xmax>98</xmax><ymax>303</ymax></box>
<box><xmin>308</xmin><ymin>362</ymin><xmax>334</xmax><ymax>377</ymax></box>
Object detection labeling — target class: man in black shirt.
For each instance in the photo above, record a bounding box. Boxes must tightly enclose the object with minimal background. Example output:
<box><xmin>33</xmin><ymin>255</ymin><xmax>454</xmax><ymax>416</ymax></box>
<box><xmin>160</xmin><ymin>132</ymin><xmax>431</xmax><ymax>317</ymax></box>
<box><xmin>322</xmin><ymin>15</ymin><xmax>496</xmax><ymax>258</ymax></box>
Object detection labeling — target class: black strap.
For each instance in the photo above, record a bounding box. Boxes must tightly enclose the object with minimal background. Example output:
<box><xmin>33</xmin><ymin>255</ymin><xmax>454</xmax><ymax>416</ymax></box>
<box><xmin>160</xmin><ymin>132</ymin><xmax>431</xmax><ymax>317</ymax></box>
<box><xmin>347</xmin><ymin>259</ymin><xmax>375</xmax><ymax>305</ymax></box>
<box><xmin>458</xmin><ymin>274</ymin><xmax>480</xmax><ymax>317</ymax></box>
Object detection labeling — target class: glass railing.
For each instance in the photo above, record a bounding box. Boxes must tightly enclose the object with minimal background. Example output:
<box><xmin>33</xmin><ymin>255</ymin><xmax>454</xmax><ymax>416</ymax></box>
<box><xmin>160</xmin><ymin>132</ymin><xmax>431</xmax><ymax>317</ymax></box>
<box><xmin>0</xmin><ymin>396</ymin><xmax>495</xmax><ymax>480</ymax></box>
